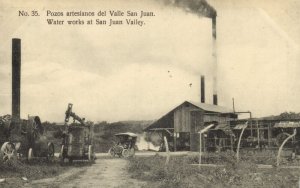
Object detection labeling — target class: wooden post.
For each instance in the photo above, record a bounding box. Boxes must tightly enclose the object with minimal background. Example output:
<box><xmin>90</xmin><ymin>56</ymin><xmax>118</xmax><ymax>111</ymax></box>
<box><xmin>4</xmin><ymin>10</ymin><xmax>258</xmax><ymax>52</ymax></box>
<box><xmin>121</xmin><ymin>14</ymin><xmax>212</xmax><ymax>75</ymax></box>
<box><xmin>250</xmin><ymin>120</ymin><xmax>253</xmax><ymax>137</ymax></box>
<box><xmin>230</xmin><ymin>136</ymin><xmax>233</xmax><ymax>151</ymax></box>
<box><xmin>199</xmin><ymin>132</ymin><xmax>202</xmax><ymax>166</ymax></box>
<box><xmin>214</xmin><ymin>136</ymin><xmax>217</xmax><ymax>148</ymax></box>
<box><xmin>174</xmin><ymin>132</ymin><xmax>177</xmax><ymax>152</ymax></box>
<box><xmin>257</xmin><ymin>121</ymin><xmax>260</xmax><ymax>148</ymax></box>
<box><xmin>164</xmin><ymin>136</ymin><xmax>170</xmax><ymax>165</ymax></box>
<box><xmin>268</xmin><ymin>123</ymin><xmax>271</xmax><ymax>147</ymax></box>
<box><xmin>198</xmin><ymin>124</ymin><xmax>214</xmax><ymax>166</ymax></box>
<box><xmin>203</xmin><ymin>134</ymin><xmax>206</xmax><ymax>152</ymax></box>
<box><xmin>276</xmin><ymin>129</ymin><xmax>297</xmax><ymax>166</ymax></box>
<box><xmin>236</xmin><ymin>122</ymin><xmax>248</xmax><ymax>163</ymax></box>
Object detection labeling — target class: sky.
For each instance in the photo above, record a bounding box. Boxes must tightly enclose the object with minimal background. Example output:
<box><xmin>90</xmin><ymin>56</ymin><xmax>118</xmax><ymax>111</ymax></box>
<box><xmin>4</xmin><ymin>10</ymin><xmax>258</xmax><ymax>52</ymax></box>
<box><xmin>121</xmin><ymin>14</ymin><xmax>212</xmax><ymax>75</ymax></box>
<box><xmin>0</xmin><ymin>0</ymin><xmax>299</xmax><ymax>122</ymax></box>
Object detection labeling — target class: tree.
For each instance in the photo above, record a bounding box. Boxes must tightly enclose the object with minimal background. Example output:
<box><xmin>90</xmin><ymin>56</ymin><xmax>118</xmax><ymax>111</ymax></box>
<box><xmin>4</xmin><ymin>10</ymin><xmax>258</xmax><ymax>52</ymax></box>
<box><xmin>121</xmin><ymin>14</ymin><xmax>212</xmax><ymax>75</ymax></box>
<box><xmin>279</xmin><ymin>112</ymin><xmax>300</xmax><ymax>120</ymax></box>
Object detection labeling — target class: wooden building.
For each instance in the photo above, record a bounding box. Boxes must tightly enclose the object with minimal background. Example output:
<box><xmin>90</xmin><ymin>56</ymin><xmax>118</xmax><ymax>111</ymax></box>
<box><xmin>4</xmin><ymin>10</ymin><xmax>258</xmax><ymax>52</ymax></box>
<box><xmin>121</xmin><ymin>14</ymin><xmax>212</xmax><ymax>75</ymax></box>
<box><xmin>144</xmin><ymin>101</ymin><xmax>237</xmax><ymax>151</ymax></box>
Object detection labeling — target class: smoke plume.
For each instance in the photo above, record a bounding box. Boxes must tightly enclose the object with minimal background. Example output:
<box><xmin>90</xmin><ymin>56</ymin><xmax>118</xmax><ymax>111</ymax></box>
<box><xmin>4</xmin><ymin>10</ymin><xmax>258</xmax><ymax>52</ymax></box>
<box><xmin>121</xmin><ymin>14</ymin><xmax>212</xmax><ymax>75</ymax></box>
<box><xmin>160</xmin><ymin>0</ymin><xmax>217</xmax><ymax>18</ymax></box>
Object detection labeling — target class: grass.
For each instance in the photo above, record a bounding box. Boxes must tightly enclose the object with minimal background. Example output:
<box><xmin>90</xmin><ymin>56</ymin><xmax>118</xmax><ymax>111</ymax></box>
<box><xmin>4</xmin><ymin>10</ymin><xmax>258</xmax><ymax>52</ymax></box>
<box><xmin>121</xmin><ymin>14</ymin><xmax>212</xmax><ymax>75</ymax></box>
<box><xmin>0</xmin><ymin>157</ymin><xmax>92</xmax><ymax>188</ymax></box>
<box><xmin>127</xmin><ymin>152</ymin><xmax>300</xmax><ymax>188</ymax></box>
<box><xmin>0</xmin><ymin>159</ymin><xmax>63</xmax><ymax>179</ymax></box>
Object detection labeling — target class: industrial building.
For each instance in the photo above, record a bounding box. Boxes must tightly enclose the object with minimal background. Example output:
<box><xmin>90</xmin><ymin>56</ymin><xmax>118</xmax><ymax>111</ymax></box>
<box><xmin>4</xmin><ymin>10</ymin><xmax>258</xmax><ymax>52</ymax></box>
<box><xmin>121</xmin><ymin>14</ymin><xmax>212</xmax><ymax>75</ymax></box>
<box><xmin>144</xmin><ymin>100</ymin><xmax>237</xmax><ymax>151</ymax></box>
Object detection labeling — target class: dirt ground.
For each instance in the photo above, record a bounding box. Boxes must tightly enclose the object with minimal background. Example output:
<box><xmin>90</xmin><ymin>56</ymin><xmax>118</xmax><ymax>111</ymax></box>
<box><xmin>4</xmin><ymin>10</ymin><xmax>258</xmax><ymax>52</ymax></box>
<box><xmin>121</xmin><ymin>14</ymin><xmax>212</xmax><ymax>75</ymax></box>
<box><xmin>24</xmin><ymin>158</ymin><xmax>146</xmax><ymax>188</ymax></box>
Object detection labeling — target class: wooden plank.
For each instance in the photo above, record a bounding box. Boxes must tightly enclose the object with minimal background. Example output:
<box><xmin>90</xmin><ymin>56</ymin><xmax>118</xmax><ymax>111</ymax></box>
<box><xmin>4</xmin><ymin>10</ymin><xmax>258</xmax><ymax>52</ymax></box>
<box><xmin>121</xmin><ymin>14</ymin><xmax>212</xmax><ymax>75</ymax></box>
<box><xmin>174</xmin><ymin>110</ymin><xmax>179</xmax><ymax>132</ymax></box>
<box><xmin>186</xmin><ymin>108</ymin><xmax>190</xmax><ymax>132</ymax></box>
<box><xmin>164</xmin><ymin>136</ymin><xmax>170</xmax><ymax>165</ymax></box>
<box><xmin>258</xmin><ymin>165</ymin><xmax>300</xmax><ymax>169</ymax></box>
<box><xmin>174</xmin><ymin>132</ymin><xmax>177</xmax><ymax>151</ymax></box>
<box><xmin>190</xmin><ymin>133</ymin><xmax>199</xmax><ymax>151</ymax></box>
<box><xmin>175</xmin><ymin>105</ymin><xmax>197</xmax><ymax>132</ymax></box>
<box><xmin>279</xmin><ymin>166</ymin><xmax>300</xmax><ymax>169</ymax></box>
<box><xmin>190</xmin><ymin>164</ymin><xmax>224</xmax><ymax>167</ymax></box>
<box><xmin>257</xmin><ymin>164</ymin><xmax>273</xmax><ymax>169</ymax></box>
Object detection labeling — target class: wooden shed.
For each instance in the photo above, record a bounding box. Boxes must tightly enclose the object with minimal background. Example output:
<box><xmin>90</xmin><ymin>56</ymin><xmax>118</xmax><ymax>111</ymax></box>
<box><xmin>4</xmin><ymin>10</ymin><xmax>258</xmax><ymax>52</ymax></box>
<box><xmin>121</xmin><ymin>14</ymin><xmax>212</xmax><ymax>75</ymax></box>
<box><xmin>144</xmin><ymin>101</ymin><xmax>237</xmax><ymax>151</ymax></box>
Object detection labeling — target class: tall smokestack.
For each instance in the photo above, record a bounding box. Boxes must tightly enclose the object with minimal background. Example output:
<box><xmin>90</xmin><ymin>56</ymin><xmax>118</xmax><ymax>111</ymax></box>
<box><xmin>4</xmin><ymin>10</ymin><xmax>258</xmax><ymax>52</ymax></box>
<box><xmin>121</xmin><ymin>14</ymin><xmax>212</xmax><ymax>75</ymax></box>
<box><xmin>200</xmin><ymin>75</ymin><xmax>205</xmax><ymax>103</ymax></box>
<box><xmin>12</xmin><ymin>38</ymin><xmax>21</xmax><ymax>124</ymax></box>
<box><xmin>212</xmin><ymin>16</ymin><xmax>218</xmax><ymax>105</ymax></box>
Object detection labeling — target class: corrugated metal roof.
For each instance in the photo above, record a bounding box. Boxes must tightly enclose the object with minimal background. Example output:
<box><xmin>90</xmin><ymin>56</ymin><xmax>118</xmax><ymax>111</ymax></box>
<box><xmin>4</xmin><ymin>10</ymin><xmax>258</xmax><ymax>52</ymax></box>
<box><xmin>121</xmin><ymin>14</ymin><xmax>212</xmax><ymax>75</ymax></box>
<box><xmin>234</xmin><ymin>124</ymin><xmax>248</xmax><ymax>130</ymax></box>
<box><xmin>214</xmin><ymin>123</ymin><xmax>230</xmax><ymax>130</ymax></box>
<box><xmin>115</xmin><ymin>132</ymin><xmax>138</xmax><ymax>137</ymax></box>
<box><xmin>274</xmin><ymin>122</ymin><xmax>300</xmax><ymax>128</ymax></box>
<box><xmin>144</xmin><ymin>101</ymin><xmax>235</xmax><ymax>131</ymax></box>
<box><xmin>187</xmin><ymin>101</ymin><xmax>234</xmax><ymax>113</ymax></box>
<box><xmin>144</xmin><ymin>111</ymin><xmax>174</xmax><ymax>131</ymax></box>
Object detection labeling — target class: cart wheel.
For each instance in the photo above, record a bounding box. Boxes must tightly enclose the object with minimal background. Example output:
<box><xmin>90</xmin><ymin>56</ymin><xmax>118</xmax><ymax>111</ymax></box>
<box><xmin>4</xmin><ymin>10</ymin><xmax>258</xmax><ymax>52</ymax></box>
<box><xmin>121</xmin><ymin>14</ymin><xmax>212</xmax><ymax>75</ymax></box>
<box><xmin>122</xmin><ymin>149</ymin><xmax>130</xmax><ymax>158</ymax></box>
<box><xmin>28</xmin><ymin>148</ymin><xmax>33</xmax><ymax>161</ymax></box>
<box><xmin>47</xmin><ymin>142</ymin><xmax>55</xmax><ymax>161</ymax></box>
<box><xmin>0</xmin><ymin>142</ymin><xmax>16</xmax><ymax>162</ymax></box>
<box><xmin>88</xmin><ymin>145</ymin><xmax>93</xmax><ymax>161</ymax></box>
<box><xmin>108</xmin><ymin>148</ymin><xmax>115</xmax><ymax>157</ymax></box>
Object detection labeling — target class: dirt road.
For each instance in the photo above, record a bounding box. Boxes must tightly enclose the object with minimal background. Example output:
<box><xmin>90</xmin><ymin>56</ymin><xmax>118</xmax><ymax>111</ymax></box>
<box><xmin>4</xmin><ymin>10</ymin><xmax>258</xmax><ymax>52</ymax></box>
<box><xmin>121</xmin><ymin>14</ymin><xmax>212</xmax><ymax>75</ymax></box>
<box><xmin>26</xmin><ymin>158</ymin><xmax>146</xmax><ymax>188</ymax></box>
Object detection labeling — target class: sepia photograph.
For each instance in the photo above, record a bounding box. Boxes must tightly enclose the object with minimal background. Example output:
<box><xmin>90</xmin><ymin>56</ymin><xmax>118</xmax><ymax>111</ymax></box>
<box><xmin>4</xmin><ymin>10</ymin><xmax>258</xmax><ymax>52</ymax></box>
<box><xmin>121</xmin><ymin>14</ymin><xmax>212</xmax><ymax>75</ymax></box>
<box><xmin>0</xmin><ymin>0</ymin><xmax>300</xmax><ymax>187</ymax></box>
